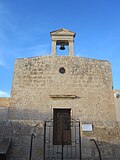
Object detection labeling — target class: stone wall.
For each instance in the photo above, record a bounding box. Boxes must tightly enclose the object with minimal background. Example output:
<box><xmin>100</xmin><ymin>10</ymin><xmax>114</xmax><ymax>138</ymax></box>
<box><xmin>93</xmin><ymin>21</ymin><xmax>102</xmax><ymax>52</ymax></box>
<box><xmin>81</xmin><ymin>121</ymin><xmax>120</xmax><ymax>160</ymax></box>
<box><xmin>0</xmin><ymin>55</ymin><xmax>119</xmax><ymax>160</ymax></box>
<box><xmin>114</xmin><ymin>90</ymin><xmax>120</xmax><ymax>121</ymax></box>
<box><xmin>0</xmin><ymin>120</ymin><xmax>120</xmax><ymax>160</ymax></box>
<box><xmin>0</xmin><ymin>98</ymin><xmax>10</xmax><ymax>107</ymax></box>
<box><xmin>0</xmin><ymin>120</ymin><xmax>44</xmax><ymax>160</ymax></box>
<box><xmin>0</xmin><ymin>98</ymin><xmax>10</xmax><ymax>120</ymax></box>
<box><xmin>9</xmin><ymin>56</ymin><xmax>116</xmax><ymax>121</ymax></box>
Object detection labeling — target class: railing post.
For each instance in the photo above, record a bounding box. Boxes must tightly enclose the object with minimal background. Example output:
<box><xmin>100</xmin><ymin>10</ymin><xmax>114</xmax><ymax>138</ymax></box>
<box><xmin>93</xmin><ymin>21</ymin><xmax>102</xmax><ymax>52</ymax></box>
<box><xmin>90</xmin><ymin>139</ymin><xmax>102</xmax><ymax>160</ymax></box>
<box><xmin>29</xmin><ymin>133</ymin><xmax>35</xmax><ymax>160</ymax></box>
<box><xmin>79</xmin><ymin>122</ymin><xmax>82</xmax><ymax>160</ymax></box>
<box><xmin>61</xmin><ymin>115</ymin><xmax>64</xmax><ymax>160</ymax></box>
<box><xmin>43</xmin><ymin>121</ymin><xmax>46</xmax><ymax>160</ymax></box>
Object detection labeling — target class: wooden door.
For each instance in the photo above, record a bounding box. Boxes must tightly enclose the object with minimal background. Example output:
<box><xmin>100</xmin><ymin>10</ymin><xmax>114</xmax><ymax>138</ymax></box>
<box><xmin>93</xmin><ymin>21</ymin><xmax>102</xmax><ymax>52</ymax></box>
<box><xmin>53</xmin><ymin>109</ymin><xmax>71</xmax><ymax>145</ymax></box>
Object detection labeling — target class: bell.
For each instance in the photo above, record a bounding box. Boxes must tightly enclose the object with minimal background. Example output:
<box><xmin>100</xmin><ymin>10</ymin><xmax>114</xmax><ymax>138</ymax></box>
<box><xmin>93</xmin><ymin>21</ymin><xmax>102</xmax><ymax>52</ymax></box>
<box><xmin>60</xmin><ymin>44</ymin><xmax>65</xmax><ymax>50</ymax></box>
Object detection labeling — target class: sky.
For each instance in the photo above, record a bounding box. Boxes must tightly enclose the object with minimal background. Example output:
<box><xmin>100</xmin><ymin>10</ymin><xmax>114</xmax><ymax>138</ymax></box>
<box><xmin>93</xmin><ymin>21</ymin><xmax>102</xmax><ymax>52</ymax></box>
<box><xmin>0</xmin><ymin>0</ymin><xmax>120</xmax><ymax>97</ymax></box>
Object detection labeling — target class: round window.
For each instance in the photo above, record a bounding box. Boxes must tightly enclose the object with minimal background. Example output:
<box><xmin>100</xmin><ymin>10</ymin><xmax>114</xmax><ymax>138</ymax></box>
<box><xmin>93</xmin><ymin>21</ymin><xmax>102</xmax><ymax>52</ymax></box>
<box><xmin>59</xmin><ymin>67</ymin><xmax>65</xmax><ymax>74</ymax></box>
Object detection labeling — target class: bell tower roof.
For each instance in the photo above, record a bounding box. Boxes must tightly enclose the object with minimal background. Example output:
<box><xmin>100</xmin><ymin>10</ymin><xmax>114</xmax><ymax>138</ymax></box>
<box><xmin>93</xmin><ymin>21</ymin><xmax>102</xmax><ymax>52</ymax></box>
<box><xmin>50</xmin><ymin>28</ymin><xmax>76</xmax><ymax>37</ymax></box>
<box><xmin>50</xmin><ymin>28</ymin><xmax>76</xmax><ymax>56</ymax></box>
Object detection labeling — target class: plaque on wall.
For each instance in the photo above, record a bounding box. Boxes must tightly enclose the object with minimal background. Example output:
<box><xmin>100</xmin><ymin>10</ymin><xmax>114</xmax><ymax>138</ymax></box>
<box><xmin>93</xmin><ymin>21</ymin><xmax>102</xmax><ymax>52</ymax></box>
<box><xmin>82</xmin><ymin>124</ymin><xmax>93</xmax><ymax>132</ymax></box>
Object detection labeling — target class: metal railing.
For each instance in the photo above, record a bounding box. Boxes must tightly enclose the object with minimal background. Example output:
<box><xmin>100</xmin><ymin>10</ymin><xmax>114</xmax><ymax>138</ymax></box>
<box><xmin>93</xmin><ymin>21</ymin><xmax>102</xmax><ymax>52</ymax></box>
<box><xmin>44</xmin><ymin>119</ymin><xmax>82</xmax><ymax>160</ymax></box>
<box><xmin>29</xmin><ymin>133</ymin><xmax>36</xmax><ymax>160</ymax></box>
<box><xmin>90</xmin><ymin>139</ymin><xmax>102</xmax><ymax>160</ymax></box>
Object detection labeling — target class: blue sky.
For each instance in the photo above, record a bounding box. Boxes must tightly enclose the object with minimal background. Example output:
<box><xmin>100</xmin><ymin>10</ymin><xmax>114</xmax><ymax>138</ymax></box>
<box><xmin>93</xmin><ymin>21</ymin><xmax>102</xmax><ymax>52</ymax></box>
<box><xmin>0</xmin><ymin>0</ymin><xmax>120</xmax><ymax>97</ymax></box>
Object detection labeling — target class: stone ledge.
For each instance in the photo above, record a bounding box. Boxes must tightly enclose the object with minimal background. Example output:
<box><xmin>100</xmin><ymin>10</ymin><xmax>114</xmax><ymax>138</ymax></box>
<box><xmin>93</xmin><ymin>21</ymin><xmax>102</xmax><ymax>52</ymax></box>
<box><xmin>50</xmin><ymin>95</ymin><xmax>77</xmax><ymax>98</ymax></box>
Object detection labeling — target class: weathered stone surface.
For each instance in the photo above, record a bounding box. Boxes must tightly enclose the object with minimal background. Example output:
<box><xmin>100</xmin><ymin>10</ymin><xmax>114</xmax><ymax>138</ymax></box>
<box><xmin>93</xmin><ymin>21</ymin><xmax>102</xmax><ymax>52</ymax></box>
<box><xmin>4</xmin><ymin>55</ymin><xmax>117</xmax><ymax>159</ymax></box>
<box><xmin>0</xmin><ymin>98</ymin><xmax>10</xmax><ymax>107</ymax></box>
<box><xmin>114</xmin><ymin>90</ymin><xmax>120</xmax><ymax>121</ymax></box>
<box><xmin>0</xmin><ymin>107</ymin><xmax>8</xmax><ymax>120</ymax></box>
<box><xmin>81</xmin><ymin>121</ymin><xmax>120</xmax><ymax>160</ymax></box>
<box><xmin>0</xmin><ymin>120</ymin><xmax>44</xmax><ymax>160</ymax></box>
<box><xmin>9</xmin><ymin>56</ymin><xmax>115</xmax><ymax>122</ymax></box>
<box><xmin>0</xmin><ymin>120</ymin><xmax>119</xmax><ymax>159</ymax></box>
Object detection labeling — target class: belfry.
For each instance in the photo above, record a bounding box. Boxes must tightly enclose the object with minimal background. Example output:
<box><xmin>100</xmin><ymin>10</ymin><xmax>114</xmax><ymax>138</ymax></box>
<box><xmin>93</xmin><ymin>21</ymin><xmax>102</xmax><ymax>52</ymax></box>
<box><xmin>50</xmin><ymin>28</ymin><xmax>76</xmax><ymax>56</ymax></box>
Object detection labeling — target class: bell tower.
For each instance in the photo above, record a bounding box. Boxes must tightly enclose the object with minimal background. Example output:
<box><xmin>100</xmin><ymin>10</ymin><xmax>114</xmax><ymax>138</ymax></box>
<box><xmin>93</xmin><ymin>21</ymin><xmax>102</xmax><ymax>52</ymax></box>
<box><xmin>50</xmin><ymin>28</ymin><xmax>76</xmax><ymax>56</ymax></box>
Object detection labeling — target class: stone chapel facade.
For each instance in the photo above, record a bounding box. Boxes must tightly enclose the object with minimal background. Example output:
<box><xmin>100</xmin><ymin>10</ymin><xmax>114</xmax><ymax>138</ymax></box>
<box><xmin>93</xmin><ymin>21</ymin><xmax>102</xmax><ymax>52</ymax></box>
<box><xmin>0</xmin><ymin>28</ymin><xmax>120</xmax><ymax>160</ymax></box>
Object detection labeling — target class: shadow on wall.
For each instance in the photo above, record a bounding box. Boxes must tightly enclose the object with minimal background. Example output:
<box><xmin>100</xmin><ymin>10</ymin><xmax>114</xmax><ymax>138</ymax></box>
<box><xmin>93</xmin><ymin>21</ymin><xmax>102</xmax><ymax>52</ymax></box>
<box><xmin>0</xmin><ymin>119</ymin><xmax>120</xmax><ymax>160</ymax></box>
<box><xmin>8</xmin><ymin>107</ymin><xmax>52</xmax><ymax>120</ymax></box>
<box><xmin>82</xmin><ymin>137</ymin><xmax>120</xmax><ymax>160</ymax></box>
<box><xmin>0</xmin><ymin>120</ymin><xmax>44</xmax><ymax>160</ymax></box>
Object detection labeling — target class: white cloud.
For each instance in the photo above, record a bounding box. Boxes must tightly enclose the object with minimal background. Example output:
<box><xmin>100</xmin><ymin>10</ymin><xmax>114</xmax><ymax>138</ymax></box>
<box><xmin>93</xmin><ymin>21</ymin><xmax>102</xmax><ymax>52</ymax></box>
<box><xmin>15</xmin><ymin>44</ymin><xmax>51</xmax><ymax>57</ymax></box>
<box><xmin>0</xmin><ymin>91</ymin><xmax>10</xmax><ymax>97</ymax></box>
<box><xmin>75</xmin><ymin>53</ymin><xmax>80</xmax><ymax>57</ymax></box>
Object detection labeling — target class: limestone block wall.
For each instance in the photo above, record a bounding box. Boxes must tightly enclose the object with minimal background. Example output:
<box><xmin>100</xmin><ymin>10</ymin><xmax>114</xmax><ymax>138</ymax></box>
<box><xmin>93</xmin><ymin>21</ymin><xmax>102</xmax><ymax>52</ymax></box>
<box><xmin>0</xmin><ymin>98</ymin><xmax>10</xmax><ymax>120</ymax></box>
<box><xmin>114</xmin><ymin>90</ymin><xmax>120</xmax><ymax>121</ymax></box>
<box><xmin>0</xmin><ymin>98</ymin><xmax>10</xmax><ymax>107</ymax></box>
<box><xmin>0</xmin><ymin>120</ymin><xmax>120</xmax><ymax>160</ymax></box>
<box><xmin>81</xmin><ymin>121</ymin><xmax>120</xmax><ymax>160</ymax></box>
<box><xmin>0</xmin><ymin>120</ymin><xmax>44</xmax><ymax>160</ymax></box>
<box><xmin>9</xmin><ymin>56</ymin><xmax>116</xmax><ymax>121</ymax></box>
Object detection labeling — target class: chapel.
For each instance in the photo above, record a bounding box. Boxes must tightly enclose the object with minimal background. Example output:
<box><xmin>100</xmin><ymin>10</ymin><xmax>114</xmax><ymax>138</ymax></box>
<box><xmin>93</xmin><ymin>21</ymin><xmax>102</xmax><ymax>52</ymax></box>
<box><xmin>0</xmin><ymin>28</ymin><xmax>120</xmax><ymax>160</ymax></box>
